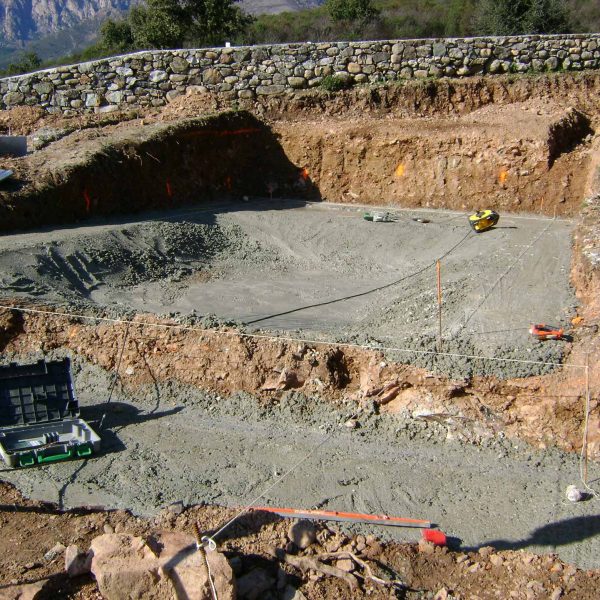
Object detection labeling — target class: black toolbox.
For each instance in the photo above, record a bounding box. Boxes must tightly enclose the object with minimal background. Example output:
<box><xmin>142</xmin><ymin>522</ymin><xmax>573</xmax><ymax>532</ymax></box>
<box><xmin>0</xmin><ymin>358</ymin><xmax>100</xmax><ymax>468</ymax></box>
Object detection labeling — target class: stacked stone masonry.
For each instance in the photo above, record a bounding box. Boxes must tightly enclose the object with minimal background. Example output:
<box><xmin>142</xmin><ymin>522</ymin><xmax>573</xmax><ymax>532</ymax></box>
<box><xmin>2</xmin><ymin>34</ymin><xmax>600</xmax><ymax>114</ymax></box>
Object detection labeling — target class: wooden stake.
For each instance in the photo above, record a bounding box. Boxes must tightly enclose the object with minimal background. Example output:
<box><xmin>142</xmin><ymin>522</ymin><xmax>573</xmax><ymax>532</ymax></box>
<box><xmin>584</xmin><ymin>353</ymin><xmax>590</xmax><ymax>484</ymax></box>
<box><xmin>436</xmin><ymin>260</ymin><xmax>442</xmax><ymax>353</ymax></box>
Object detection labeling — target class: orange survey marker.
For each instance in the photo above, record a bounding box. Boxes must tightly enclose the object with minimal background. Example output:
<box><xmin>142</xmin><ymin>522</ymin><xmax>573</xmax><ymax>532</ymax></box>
<box><xmin>253</xmin><ymin>506</ymin><xmax>431</xmax><ymax>528</ymax></box>
<box><xmin>529</xmin><ymin>323</ymin><xmax>565</xmax><ymax>340</ymax></box>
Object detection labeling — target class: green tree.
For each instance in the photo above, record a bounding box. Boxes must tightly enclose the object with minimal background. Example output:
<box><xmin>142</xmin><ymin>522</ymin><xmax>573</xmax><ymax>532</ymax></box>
<box><xmin>524</xmin><ymin>0</ymin><xmax>572</xmax><ymax>33</ymax></box>
<box><xmin>129</xmin><ymin>0</ymin><xmax>189</xmax><ymax>49</ymax></box>
<box><xmin>100</xmin><ymin>19</ymin><xmax>135</xmax><ymax>53</ymax></box>
<box><xmin>474</xmin><ymin>0</ymin><xmax>571</xmax><ymax>35</ymax></box>
<box><xmin>97</xmin><ymin>0</ymin><xmax>251</xmax><ymax>51</ymax></box>
<box><xmin>325</xmin><ymin>0</ymin><xmax>379</xmax><ymax>24</ymax></box>
<box><xmin>185</xmin><ymin>0</ymin><xmax>253</xmax><ymax>46</ymax></box>
<box><xmin>445</xmin><ymin>0</ymin><xmax>477</xmax><ymax>37</ymax></box>
<box><xmin>6</xmin><ymin>51</ymin><xmax>42</xmax><ymax>75</ymax></box>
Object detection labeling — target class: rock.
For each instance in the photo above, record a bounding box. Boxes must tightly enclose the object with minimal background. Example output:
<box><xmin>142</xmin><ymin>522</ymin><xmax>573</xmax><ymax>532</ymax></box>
<box><xmin>335</xmin><ymin>558</ymin><xmax>354</xmax><ymax>572</ymax></box>
<box><xmin>490</xmin><ymin>554</ymin><xmax>504</xmax><ymax>567</ymax></box>
<box><xmin>90</xmin><ymin>533</ymin><xmax>169</xmax><ymax>599</ymax></box>
<box><xmin>237</xmin><ymin>568</ymin><xmax>275</xmax><ymax>600</ymax></box>
<box><xmin>0</xmin><ymin>579</ymin><xmax>48</xmax><ymax>600</ymax></box>
<box><xmin>166</xmin><ymin>500</ymin><xmax>184</xmax><ymax>515</ymax></box>
<box><xmin>105</xmin><ymin>91</ymin><xmax>124</xmax><ymax>104</ymax></box>
<box><xmin>344</xmin><ymin>419</ymin><xmax>358</xmax><ymax>429</ymax></box>
<box><xmin>433</xmin><ymin>588</ymin><xmax>449</xmax><ymax>600</ymax></box>
<box><xmin>478</xmin><ymin>546</ymin><xmax>494</xmax><ymax>557</ymax></box>
<box><xmin>550</xmin><ymin>587</ymin><xmax>563</xmax><ymax>600</ymax></box>
<box><xmin>65</xmin><ymin>544</ymin><xmax>92</xmax><ymax>578</ymax></box>
<box><xmin>417</xmin><ymin>540</ymin><xmax>435</xmax><ymax>555</ymax></box>
<box><xmin>288</xmin><ymin>520</ymin><xmax>316</xmax><ymax>550</ymax></box>
<box><xmin>155</xmin><ymin>531</ymin><xmax>235</xmax><ymax>600</ymax></box>
<box><xmin>149</xmin><ymin>70</ymin><xmax>168</xmax><ymax>83</ymax></box>
<box><xmin>89</xmin><ymin>532</ymin><xmax>234</xmax><ymax>600</ymax></box>
<box><xmin>170</xmin><ymin>57</ymin><xmax>189</xmax><ymax>74</ymax></box>
<box><xmin>84</xmin><ymin>93</ymin><xmax>101</xmax><ymax>107</ymax></box>
<box><xmin>202</xmin><ymin>68</ymin><xmax>223</xmax><ymax>85</ymax></box>
<box><xmin>565</xmin><ymin>485</ymin><xmax>584</xmax><ymax>502</ymax></box>
<box><xmin>116</xmin><ymin>67</ymin><xmax>134</xmax><ymax>77</ymax></box>
<box><xmin>3</xmin><ymin>91</ymin><xmax>25</xmax><ymax>105</ymax></box>
<box><xmin>103</xmin><ymin>524</ymin><xmax>115</xmax><ymax>534</ymax></box>
<box><xmin>256</xmin><ymin>84</ymin><xmax>286</xmax><ymax>96</ymax></box>
<box><xmin>282</xmin><ymin>585</ymin><xmax>307</xmax><ymax>600</ymax></box>
<box><xmin>44</xmin><ymin>542</ymin><xmax>66</xmax><ymax>562</ymax></box>
<box><xmin>287</xmin><ymin>77</ymin><xmax>307</xmax><ymax>89</ymax></box>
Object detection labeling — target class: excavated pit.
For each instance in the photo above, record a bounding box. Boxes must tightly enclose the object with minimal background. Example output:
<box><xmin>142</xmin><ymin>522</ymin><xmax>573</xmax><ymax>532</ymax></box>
<box><xmin>0</xmin><ymin>102</ymin><xmax>592</xmax><ymax>377</ymax></box>
<box><xmin>0</xmin><ymin>75</ymin><xmax>599</xmax><ymax>577</ymax></box>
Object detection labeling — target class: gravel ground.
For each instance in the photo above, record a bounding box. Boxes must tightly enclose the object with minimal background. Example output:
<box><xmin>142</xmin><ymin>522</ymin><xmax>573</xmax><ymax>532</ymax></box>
<box><xmin>0</xmin><ymin>200</ymin><xmax>576</xmax><ymax>378</ymax></box>
<box><xmin>1</xmin><ymin>358</ymin><xmax>598</xmax><ymax>569</ymax></box>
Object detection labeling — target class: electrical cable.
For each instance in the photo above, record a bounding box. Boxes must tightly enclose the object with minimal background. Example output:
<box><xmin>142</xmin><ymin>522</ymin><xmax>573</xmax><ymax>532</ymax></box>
<box><xmin>244</xmin><ymin>229</ymin><xmax>473</xmax><ymax>325</ymax></box>
<box><xmin>98</xmin><ymin>322</ymin><xmax>130</xmax><ymax>430</ymax></box>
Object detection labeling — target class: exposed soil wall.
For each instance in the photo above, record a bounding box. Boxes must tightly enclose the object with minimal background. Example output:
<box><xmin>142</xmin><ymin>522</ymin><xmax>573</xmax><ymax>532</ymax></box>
<box><xmin>0</xmin><ymin>112</ymin><xmax>315</xmax><ymax>232</ymax></box>
<box><xmin>273</xmin><ymin>107</ymin><xmax>591</xmax><ymax>215</ymax></box>
<box><xmin>0</xmin><ymin>305</ymin><xmax>597</xmax><ymax>459</ymax></box>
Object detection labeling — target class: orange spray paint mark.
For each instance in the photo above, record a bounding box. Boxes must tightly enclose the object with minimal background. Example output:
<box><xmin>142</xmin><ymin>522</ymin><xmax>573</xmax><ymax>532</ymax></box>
<box><xmin>166</xmin><ymin>179</ymin><xmax>173</xmax><ymax>198</ymax></box>
<box><xmin>395</xmin><ymin>163</ymin><xmax>405</xmax><ymax>178</ymax></box>
<box><xmin>301</xmin><ymin>168</ymin><xmax>309</xmax><ymax>181</ymax></box>
<box><xmin>180</xmin><ymin>128</ymin><xmax>261</xmax><ymax>139</ymax></box>
<box><xmin>83</xmin><ymin>189</ymin><xmax>91</xmax><ymax>213</ymax></box>
<box><xmin>498</xmin><ymin>169</ymin><xmax>508</xmax><ymax>184</ymax></box>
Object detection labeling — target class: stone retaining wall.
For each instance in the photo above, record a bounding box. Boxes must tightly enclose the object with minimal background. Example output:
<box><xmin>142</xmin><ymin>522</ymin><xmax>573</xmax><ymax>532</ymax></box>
<box><xmin>2</xmin><ymin>33</ymin><xmax>600</xmax><ymax>114</ymax></box>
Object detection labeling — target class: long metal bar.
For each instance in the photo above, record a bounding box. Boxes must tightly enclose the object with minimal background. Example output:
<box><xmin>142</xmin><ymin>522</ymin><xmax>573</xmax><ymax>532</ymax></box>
<box><xmin>253</xmin><ymin>506</ymin><xmax>431</xmax><ymax>529</ymax></box>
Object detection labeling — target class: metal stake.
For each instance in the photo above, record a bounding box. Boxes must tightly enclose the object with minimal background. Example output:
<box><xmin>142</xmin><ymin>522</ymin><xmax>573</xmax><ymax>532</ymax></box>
<box><xmin>437</xmin><ymin>260</ymin><xmax>442</xmax><ymax>353</ymax></box>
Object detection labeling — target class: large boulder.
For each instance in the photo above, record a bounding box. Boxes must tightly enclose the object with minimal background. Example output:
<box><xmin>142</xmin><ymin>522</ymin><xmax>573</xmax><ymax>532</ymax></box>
<box><xmin>89</xmin><ymin>532</ymin><xmax>235</xmax><ymax>600</ymax></box>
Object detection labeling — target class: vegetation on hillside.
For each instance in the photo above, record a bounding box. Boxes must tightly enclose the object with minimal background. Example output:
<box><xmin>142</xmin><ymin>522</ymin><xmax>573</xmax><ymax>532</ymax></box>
<box><xmin>2</xmin><ymin>0</ymin><xmax>600</xmax><ymax>76</ymax></box>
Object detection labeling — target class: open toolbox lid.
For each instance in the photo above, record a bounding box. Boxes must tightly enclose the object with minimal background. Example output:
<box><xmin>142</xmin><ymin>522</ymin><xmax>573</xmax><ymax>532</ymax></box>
<box><xmin>0</xmin><ymin>358</ymin><xmax>79</xmax><ymax>428</ymax></box>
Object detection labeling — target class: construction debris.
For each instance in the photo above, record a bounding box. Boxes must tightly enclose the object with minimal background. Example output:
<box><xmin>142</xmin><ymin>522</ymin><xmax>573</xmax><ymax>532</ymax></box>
<box><xmin>363</xmin><ymin>211</ymin><xmax>395</xmax><ymax>222</ymax></box>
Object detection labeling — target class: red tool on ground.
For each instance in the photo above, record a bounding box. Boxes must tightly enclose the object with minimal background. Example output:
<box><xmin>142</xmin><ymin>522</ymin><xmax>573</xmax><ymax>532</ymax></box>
<box><xmin>529</xmin><ymin>323</ymin><xmax>565</xmax><ymax>340</ymax></box>
<box><xmin>422</xmin><ymin>529</ymin><xmax>448</xmax><ymax>546</ymax></box>
<box><xmin>253</xmin><ymin>506</ymin><xmax>431</xmax><ymax>528</ymax></box>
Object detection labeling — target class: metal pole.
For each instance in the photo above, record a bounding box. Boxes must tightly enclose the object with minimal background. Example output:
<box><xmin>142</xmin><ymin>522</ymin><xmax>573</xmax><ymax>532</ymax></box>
<box><xmin>437</xmin><ymin>260</ymin><xmax>442</xmax><ymax>353</ymax></box>
<box><xmin>584</xmin><ymin>353</ymin><xmax>590</xmax><ymax>484</ymax></box>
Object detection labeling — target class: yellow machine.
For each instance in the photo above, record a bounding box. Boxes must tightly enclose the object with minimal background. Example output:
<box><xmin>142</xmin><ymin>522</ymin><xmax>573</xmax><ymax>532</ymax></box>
<box><xmin>468</xmin><ymin>209</ymin><xmax>499</xmax><ymax>233</ymax></box>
